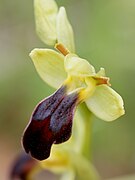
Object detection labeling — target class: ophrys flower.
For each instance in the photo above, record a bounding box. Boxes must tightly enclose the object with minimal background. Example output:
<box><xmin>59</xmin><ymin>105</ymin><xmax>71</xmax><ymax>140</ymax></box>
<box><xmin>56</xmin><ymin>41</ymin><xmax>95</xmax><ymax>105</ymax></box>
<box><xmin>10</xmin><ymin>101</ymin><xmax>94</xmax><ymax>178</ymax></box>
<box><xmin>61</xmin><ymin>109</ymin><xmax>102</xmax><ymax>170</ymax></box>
<box><xmin>22</xmin><ymin>43</ymin><xmax>124</xmax><ymax>161</ymax></box>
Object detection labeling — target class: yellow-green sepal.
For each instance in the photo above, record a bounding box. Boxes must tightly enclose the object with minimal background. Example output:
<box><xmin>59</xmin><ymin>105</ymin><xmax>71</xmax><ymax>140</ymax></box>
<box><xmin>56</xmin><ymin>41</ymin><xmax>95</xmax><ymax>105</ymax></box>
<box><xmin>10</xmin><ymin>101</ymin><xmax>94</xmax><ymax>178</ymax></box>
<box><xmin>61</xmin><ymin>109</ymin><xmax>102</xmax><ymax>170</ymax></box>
<box><xmin>34</xmin><ymin>0</ymin><xmax>58</xmax><ymax>45</ymax></box>
<box><xmin>56</xmin><ymin>7</ymin><xmax>75</xmax><ymax>53</ymax></box>
<box><xmin>30</xmin><ymin>48</ymin><xmax>67</xmax><ymax>88</ymax></box>
<box><xmin>64</xmin><ymin>54</ymin><xmax>95</xmax><ymax>77</ymax></box>
<box><xmin>85</xmin><ymin>85</ymin><xmax>125</xmax><ymax>121</ymax></box>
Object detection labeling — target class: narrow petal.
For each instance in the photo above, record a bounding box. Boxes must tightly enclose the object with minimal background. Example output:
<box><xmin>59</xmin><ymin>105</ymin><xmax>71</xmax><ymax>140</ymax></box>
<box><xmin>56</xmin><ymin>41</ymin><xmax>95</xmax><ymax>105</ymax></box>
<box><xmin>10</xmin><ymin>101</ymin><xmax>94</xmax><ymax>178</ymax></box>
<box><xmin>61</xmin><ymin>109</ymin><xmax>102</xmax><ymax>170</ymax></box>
<box><xmin>56</xmin><ymin>7</ymin><xmax>75</xmax><ymax>53</ymax></box>
<box><xmin>64</xmin><ymin>54</ymin><xmax>95</xmax><ymax>77</ymax></box>
<box><xmin>30</xmin><ymin>48</ymin><xmax>67</xmax><ymax>88</ymax></box>
<box><xmin>34</xmin><ymin>0</ymin><xmax>58</xmax><ymax>45</ymax></box>
<box><xmin>85</xmin><ymin>85</ymin><xmax>125</xmax><ymax>121</ymax></box>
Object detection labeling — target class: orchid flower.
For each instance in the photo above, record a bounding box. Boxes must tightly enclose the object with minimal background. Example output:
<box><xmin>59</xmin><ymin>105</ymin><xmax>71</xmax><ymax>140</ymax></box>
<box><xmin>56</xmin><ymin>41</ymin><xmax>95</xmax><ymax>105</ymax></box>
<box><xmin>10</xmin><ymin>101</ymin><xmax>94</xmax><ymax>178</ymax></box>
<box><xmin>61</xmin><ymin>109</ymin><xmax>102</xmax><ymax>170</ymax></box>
<box><xmin>22</xmin><ymin>43</ymin><xmax>124</xmax><ymax>161</ymax></box>
<box><xmin>19</xmin><ymin>0</ymin><xmax>125</xmax><ymax>179</ymax></box>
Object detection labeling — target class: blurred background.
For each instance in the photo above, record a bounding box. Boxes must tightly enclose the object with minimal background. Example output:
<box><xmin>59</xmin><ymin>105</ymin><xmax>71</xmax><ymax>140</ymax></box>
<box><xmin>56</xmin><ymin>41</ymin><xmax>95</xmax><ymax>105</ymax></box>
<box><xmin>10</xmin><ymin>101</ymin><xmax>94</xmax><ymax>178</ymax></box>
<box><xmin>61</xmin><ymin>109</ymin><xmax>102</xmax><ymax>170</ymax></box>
<box><xmin>0</xmin><ymin>0</ymin><xmax>135</xmax><ymax>179</ymax></box>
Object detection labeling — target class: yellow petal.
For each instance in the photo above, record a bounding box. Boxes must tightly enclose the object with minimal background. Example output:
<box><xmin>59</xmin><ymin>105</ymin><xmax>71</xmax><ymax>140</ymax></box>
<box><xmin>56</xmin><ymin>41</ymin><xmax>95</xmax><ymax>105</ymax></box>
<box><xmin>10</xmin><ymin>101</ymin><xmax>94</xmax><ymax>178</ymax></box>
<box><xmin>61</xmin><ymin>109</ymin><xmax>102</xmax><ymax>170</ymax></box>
<box><xmin>56</xmin><ymin>7</ymin><xmax>75</xmax><ymax>53</ymax></box>
<box><xmin>34</xmin><ymin>0</ymin><xmax>58</xmax><ymax>45</ymax></box>
<box><xmin>86</xmin><ymin>85</ymin><xmax>125</xmax><ymax>121</ymax></box>
<box><xmin>30</xmin><ymin>48</ymin><xmax>67</xmax><ymax>88</ymax></box>
<box><xmin>64</xmin><ymin>54</ymin><xmax>95</xmax><ymax>77</ymax></box>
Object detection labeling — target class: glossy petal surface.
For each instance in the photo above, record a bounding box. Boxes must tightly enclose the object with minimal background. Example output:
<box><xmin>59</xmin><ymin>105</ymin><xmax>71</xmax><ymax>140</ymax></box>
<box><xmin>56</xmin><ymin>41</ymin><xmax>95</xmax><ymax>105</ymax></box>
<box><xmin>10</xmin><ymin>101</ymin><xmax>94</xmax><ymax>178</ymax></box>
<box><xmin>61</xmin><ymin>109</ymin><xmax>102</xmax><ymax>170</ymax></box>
<box><xmin>86</xmin><ymin>85</ymin><xmax>125</xmax><ymax>121</ymax></box>
<box><xmin>30</xmin><ymin>48</ymin><xmax>67</xmax><ymax>88</ymax></box>
<box><xmin>51</xmin><ymin>93</ymin><xmax>78</xmax><ymax>144</ymax></box>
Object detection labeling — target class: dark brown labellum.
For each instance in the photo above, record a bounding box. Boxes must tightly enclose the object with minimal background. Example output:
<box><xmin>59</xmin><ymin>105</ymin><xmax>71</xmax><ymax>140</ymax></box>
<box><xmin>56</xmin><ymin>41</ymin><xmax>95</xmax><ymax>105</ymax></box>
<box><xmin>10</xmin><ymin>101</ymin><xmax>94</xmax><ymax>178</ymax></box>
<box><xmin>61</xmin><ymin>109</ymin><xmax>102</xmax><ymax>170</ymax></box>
<box><xmin>22</xmin><ymin>86</ymin><xmax>78</xmax><ymax>161</ymax></box>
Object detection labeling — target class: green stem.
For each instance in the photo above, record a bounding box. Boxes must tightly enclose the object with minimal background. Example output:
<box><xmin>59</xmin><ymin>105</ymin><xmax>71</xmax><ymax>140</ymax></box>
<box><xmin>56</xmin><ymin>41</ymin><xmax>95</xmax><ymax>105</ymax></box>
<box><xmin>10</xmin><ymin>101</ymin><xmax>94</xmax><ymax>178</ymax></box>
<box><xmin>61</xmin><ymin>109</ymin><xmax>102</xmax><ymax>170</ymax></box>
<box><xmin>77</xmin><ymin>103</ymin><xmax>92</xmax><ymax>159</ymax></box>
<box><xmin>73</xmin><ymin>103</ymin><xmax>100</xmax><ymax>180</ymax></box>
<box><xmin>71</xmin><ymin>153</ymin><xmax>100</xmax><ymax>180</ymax></box>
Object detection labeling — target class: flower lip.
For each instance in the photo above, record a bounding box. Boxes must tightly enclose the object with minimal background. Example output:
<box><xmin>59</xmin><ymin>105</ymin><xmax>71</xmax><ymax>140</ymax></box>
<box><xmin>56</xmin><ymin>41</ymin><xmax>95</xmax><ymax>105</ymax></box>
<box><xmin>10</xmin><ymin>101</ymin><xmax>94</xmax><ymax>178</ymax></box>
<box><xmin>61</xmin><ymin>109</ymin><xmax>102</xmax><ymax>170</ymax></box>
<box><xmin>32</xmin><ymin>85</ymin><xmax>67</xmax><ymax>120</ymax></box>
<box><xmin>22</xmin><ymin>86</ymin><xmax>79</xmax><ymax>161</ymax></box>
<box><xmin>51</xmin><ymin>92</ymin><xmax>78</xmax><ymax>144</ymax></box>
<box><xmin>10</xmin><ymin>152</ymin><xmax>36</xmax><ymax>180</ymax></box>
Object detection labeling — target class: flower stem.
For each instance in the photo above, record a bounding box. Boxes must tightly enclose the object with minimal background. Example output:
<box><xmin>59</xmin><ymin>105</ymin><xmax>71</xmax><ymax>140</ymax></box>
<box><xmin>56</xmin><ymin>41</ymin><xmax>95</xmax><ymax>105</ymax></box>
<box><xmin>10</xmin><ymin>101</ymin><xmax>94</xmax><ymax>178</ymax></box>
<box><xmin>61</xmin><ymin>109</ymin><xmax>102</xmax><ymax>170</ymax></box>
<box><xmin>71</xmin><ymin>152</ymin><xmax>100</xmax><ymax>180</ymax></box>
<box><xmin>75</xmin><ymin>103</ymin><xmax>100</xmax><ymax>179</ymax></box>
<box><xmin>77</xmin><ymin>103</ymin><xmax>92</xmax><ymax>159</ymax></box>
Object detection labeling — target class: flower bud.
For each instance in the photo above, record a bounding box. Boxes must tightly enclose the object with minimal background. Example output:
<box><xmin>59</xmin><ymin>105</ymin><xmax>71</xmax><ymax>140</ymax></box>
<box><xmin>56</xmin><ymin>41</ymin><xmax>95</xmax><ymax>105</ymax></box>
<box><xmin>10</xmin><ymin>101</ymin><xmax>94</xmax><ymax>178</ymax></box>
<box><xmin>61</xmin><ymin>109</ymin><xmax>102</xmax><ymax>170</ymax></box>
<box><xmin>10</xmin><ymin>153</ymin><xmax>37</xmax><ymax>180</ymax></box>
